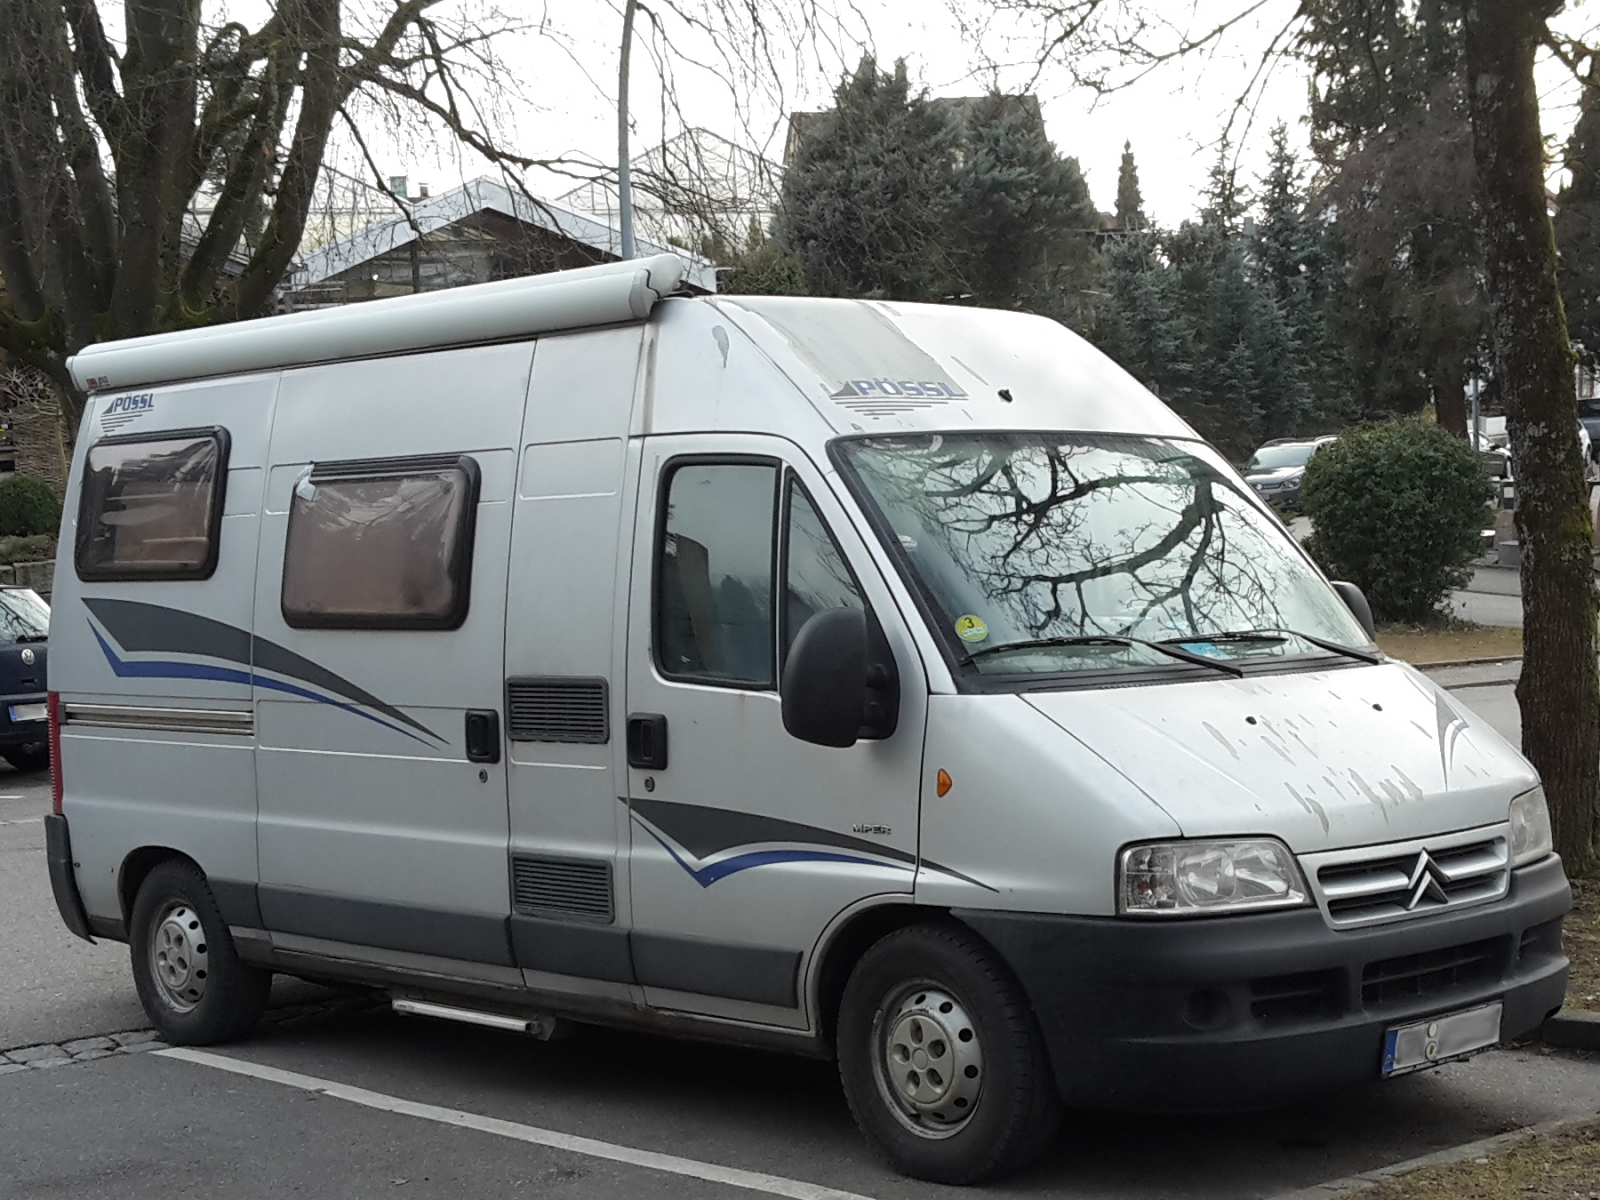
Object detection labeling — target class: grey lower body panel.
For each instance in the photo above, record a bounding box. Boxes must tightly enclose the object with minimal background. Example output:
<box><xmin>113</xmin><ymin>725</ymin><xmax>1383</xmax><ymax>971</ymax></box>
<box><xmin>215</xmin><ymin>881</ymin><xmax>803</xmax><ymax>1010</ymax></box>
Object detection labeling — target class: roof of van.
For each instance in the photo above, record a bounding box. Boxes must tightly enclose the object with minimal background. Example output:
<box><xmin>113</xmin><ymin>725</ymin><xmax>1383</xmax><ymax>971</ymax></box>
<box><xmin>704</xmin><ymin>295</ymin><xmax>1196</xmax><ymax>441</ymax></box>
<box><xmin>67</xmin><ymin>254</ymin><xmax>689</xmax><ymax>394</ymax></box>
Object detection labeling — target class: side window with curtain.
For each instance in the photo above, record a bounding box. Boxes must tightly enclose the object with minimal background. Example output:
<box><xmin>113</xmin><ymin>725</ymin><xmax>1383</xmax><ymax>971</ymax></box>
<box><xmin>782</xmin><ymin>480</ymin><xmax>864</xmax><ymax>664</ymax></box>
<box><xmin>655</xmin><ymin>461</ymin><xmax>778</xmax><ymax>688</ymax></box>
<box><xmin>281</xmin><ymin>455</ymin><xmax>481</xmax><ymax>630</ymax></box>
<box><xmin>76</xmin><ymin>428</ymin><xmax>230</xmax><ymax>581</ymax></box>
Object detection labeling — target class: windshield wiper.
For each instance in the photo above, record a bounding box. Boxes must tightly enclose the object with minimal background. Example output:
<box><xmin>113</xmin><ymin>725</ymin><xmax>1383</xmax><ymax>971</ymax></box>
<box><xmin>1161</xmin><ymin>629</ymin><xmax>1380</xmax><ymax>665</ymax></box>
<box><xmin>11</xmin><ymin>634</ymin><xmax>47</xmax><ymax>644</ymax></box>
<box><xmin>964</xmin><ymin>634</ymin><xmax>1244</xmax><ymax>677</ymax></box>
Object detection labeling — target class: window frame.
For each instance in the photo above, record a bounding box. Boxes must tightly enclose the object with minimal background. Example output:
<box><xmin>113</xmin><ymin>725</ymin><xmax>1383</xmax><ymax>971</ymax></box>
<box><xmin>74</xmin><ymin>425</ymin><xmax>232</xmax><ymax>583</ymax></box>
<box><xmin>776</xmin><ymin>472</ymin><xmax>869</xmax><ymax>677</ymax></box>
<box><xmin>650</xmin><ymin>453</ymin><xmax>782</xmax><ymax>691</ymax></box>
<box><xmin>280</xmin><ymin>452</ymin><xmax>482</xmax><ymax>632</ymax></box>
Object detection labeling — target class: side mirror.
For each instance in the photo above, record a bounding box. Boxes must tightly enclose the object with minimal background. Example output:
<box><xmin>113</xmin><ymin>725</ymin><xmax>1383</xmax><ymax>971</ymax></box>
<box><xmin>782</xmin><ymin>608</ymin><xmax>868</xmax><ymax>748</ymax></box>
<box><xmin>1331</xmin><ymin>581</ymin><xmax>1376</xmax><ymax>641</ymax></box>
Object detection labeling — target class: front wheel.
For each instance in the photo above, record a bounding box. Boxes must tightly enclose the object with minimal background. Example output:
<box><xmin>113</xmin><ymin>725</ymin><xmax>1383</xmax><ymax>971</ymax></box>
<box><xmin>836</xmin><ymin>922</ymin><xmax>1061</xmax><ymax>1184</ymax></box>
<box><xmin>129</xmin><ymin>859</ymin><xmax>270</xmax><ymax>1044</ymax></box>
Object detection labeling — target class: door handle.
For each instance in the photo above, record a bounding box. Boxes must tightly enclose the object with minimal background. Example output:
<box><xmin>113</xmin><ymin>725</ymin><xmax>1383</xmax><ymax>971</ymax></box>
<box><xmin>626</xmin><ymin>713</ymin><xmax>668</xmax><ymax>770</ymax></box>
<box><xmin>465</xmin><ymin>710</ymin><xmax>501</xmax><ymax>764</ymax></box>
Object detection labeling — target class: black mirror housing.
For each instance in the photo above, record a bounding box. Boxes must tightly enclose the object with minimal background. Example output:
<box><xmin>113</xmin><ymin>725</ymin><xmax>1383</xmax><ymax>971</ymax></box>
<box><xmin>782</xmin><ymin>608</ymin><xmax>868</xmax><ymax>747</ymax></box>
<box><xmin>1331</xmin><ymin>581</ymin><xmax>1376</xmax><ymax>641</ymax></box>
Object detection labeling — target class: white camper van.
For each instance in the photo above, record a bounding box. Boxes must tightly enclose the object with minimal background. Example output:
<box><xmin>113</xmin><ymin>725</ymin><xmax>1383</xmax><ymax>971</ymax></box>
<box><xmin>46</xmin><ymin>255</ymin><xmax>1568</xmax><ymax>1184</ymax></box>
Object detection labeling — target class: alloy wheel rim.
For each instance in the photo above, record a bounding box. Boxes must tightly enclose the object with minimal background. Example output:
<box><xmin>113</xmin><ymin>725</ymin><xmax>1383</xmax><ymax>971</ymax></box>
<box><xmin>870</xmin><ymin>982</ymin><xmax>984</xmax><ymax>1139</ymax></box>
<box><xmin>149</xmin><ymin>902</ymin><xmax>209</xmax><ymax>1014</ymax></box>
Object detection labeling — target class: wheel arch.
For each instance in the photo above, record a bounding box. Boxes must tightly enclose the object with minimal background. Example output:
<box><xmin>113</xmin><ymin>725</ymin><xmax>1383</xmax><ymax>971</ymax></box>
<box><xmin>811</xmin><ymin>901</ymin><xmax>948</xmax><ymax>1051</ymax></box>
<box><xmin>118</xmin><ymin>846</ymin><xmax>200</xmax><ymax>926</ymax></box>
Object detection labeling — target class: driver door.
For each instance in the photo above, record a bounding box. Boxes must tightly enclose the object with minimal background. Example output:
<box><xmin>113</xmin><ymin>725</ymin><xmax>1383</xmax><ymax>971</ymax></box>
<box><xmin>623</xmin><ymin>435</ymin><xmax>925</xmax><ymax>1029</ymax></box>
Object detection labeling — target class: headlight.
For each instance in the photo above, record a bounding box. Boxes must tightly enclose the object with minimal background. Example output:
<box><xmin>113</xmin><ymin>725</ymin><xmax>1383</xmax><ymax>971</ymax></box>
<box><xmin>1119</xmin><ymin>838</ymin><xmax>1309</xmax><ymax>916</ymax></box>
<box><xmin>1509</xmin><ymin>786</ymin><xmax>1553</xmax><ymax>866</ymax></box>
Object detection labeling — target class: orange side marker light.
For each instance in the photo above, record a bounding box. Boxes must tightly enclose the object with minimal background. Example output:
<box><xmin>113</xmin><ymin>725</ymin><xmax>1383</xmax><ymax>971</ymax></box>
<box><xmin>936</xmin><ymin>769</ymin><xmax>953</xmax><ymax>797</ymax></box>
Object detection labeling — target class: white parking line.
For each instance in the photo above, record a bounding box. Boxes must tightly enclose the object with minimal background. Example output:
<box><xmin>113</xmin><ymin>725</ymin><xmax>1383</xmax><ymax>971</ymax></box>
<box><xmin>0</xmin><ymin>815</ymin><xmax>40</xmax><ymax>826</ymax></box>
<box><xmin>158</xmin><ymin>1047</ymin><xmax>878</xmax><ymax>1200</ymax></box>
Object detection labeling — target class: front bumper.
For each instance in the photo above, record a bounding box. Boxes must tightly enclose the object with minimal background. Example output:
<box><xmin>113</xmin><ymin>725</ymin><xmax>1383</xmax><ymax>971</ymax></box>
<box><xmin>1249</xmin><ymin>482</ymin><xmax>1303</xmax><ymax>509</ymax></box>
<box><xmin>957</xmin><ymin>855</ymin><xmax>1570</xmax><ymax>1110</ymax></box>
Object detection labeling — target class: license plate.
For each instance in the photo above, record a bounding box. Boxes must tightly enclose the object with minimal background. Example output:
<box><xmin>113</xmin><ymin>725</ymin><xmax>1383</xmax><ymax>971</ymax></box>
<box><xmin>8</xmin><ymin>703</ymin><xmax>45</xmax><ymax>723</ymax></box>
<box><xmin>1382</xmin><ymin>1001</ymin><xmax>1502</xmax><ymax>1077</ymax></box>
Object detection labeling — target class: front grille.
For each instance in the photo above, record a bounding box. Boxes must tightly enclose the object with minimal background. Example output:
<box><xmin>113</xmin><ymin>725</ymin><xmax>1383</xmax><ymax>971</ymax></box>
<box><xmin>506</xmin><ymin>678</ymin><xmax>609</xmax><ymax>744</ymax></box>
<box><xmin>1361</xmin><ymin>938</ymin><xmax>1501</xmax><ymax>1008</ymax></box>
<box><xmin>511</xmin><ymin>855</ymin><xmax>613</xmax><ymax>922</ymax></box>
<box><xmin>1250</xmin><ymin>970</ymin><xmax>1341</xmax><ymax>1022</ymax></box>
<box><xmin>1303</xmin><ymin>826</ymin><xmax>1510</xmax><ymax>928</ymax></box>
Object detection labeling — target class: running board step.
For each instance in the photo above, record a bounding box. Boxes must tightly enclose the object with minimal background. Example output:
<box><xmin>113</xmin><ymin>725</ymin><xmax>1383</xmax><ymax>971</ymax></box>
<box><xmin>391</xmin><ymin>997</ymin><xmax>564</xmax><ymax>1039</ymax></box>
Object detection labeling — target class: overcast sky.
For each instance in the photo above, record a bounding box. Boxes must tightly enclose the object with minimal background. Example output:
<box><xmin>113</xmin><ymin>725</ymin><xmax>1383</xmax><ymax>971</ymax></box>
<box><xmin>353</xmin><ymin>0</ymin><xmax>1597</xmax><ymax>227</ymax></box>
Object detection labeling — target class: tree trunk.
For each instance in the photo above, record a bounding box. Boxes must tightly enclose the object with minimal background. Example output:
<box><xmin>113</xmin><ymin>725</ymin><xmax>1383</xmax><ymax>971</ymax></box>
<box><xmin>1431</xmin><ymin>359</ymin><xmax>1467</xmax><ymax>438</ymax></box>
<box><xmin>1464</xmin><ymin>0</ymin><xmax>1598</xmax><ymax>872</ymax></box>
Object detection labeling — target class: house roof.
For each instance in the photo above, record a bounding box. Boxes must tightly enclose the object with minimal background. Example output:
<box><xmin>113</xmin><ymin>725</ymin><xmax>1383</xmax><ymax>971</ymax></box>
<box><xmin>291</xmin><ymin>176</ymin><xmax>717</xmax><ymax>293</ymax></box>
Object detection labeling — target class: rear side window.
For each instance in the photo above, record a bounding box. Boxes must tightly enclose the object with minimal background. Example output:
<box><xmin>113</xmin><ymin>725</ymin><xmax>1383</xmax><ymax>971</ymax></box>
<box><xmin>281</xmin><ymin>455</ymin><xmax>480</xmax><ymax>630</ymax></box>
<box><xmin>76</xmin><ymin>428</ymin><xmax>229</xmax><ymax>581</ymax></box>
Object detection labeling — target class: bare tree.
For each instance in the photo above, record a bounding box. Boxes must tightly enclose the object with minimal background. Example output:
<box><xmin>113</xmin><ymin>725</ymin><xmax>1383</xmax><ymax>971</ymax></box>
<box><xmin>0</xmin><ymin>0</ymin><xmax>558</xmax><ymax>429</ymax></box>
<box><xmin>964</xmin><ymin>0</ymin><xmax>1599</xmax><ymax>870</ymax></box>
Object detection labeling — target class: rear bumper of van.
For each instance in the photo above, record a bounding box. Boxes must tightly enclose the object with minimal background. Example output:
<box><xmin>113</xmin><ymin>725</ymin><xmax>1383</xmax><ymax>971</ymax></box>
<box><xmin>957</xmin><ymin>854</ymin><xmax>1571</xmax><ymax>1111</ymax></box>
<box><xmin>45</xmin><ymin>814</ymin><xmax>94</xmax><ymax>942</ymax></box>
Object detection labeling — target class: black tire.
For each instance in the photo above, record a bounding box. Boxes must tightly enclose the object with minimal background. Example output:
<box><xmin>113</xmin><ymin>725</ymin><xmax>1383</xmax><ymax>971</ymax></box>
<box><xmin>3</xmin><ymin>743</ymin><xmax>48</xmax><ymax>772</ymax></box>
<box><xmin>836</xmin><ymin>921</ymin><xmax>1062</xmax><ymax>1185</ymax></box>
<box><xmin>129</xmin><ymin>859</ymin><xmax>270</xmax><ymax>1044</ymax></box>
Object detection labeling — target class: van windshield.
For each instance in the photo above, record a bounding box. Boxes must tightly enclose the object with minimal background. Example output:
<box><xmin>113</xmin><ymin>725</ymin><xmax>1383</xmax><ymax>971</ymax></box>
<box><xmin>835</xmin><ymin>433</ymin><xmax>1369</xmax><ymax>677</ymax></box>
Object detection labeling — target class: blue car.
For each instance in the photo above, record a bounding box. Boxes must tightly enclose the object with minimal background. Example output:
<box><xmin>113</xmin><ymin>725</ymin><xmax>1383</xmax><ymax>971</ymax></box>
<box><xmin>0</xmin><ymin>587</ymin><xmax>50</xmax><ymax>771</ymax></box>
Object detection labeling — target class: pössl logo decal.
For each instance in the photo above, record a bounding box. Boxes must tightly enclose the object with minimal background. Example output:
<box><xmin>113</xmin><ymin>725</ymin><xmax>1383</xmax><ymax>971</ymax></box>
<box><xmin>101</xmin><ymin>392</ymin><xmax>155</xmax><ymax>432</ymax></box>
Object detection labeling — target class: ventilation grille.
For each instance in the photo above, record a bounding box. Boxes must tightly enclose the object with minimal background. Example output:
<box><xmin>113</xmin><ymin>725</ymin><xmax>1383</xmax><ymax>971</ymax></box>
<box><xmin>1361</xmin><ymin>938</ymin><xmax>1502</xmax><ymax>1009</ymax></box>
<box><xmin>506</xmin><ymin>678</ymin><xmax>609</xmax><ymax>744</ymax></box>
<box><xmin>512</xmin><ymin>856</ymin><xmax>613</xmax><ymax>922</ymax></box>
<box><xmin>1249</xmin><ymin>970</ymin><xmax>1341</xmax><ymax>1023</ymax></box>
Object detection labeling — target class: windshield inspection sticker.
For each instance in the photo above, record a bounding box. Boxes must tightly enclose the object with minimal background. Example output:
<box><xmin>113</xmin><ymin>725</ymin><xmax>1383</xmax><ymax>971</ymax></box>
<box><xmin>955</xmin><ymin>615</ymin><xmax>989</xmax><ymax>644</ymax></box>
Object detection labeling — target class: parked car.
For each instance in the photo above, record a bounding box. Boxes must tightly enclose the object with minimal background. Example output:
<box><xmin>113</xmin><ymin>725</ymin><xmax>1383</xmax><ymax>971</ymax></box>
<box><xmin>1474</xmin><ymin>416</ymin><xmax>1598</xmax><ymax>499</ymax></box>
<box><xmin>1243</xmin><ymin>436</ymin><xmax>1337</xmax><ymax>510</ymax></box>
<box><xmin>1578</xmin><ymin>399</ymin><xmax>1600</xmax><ymax>465</ymax></box>
<box><xmin>0</xmin><ymin>585</ymin><xmax>49</xmax><ymax>770</ymax></box>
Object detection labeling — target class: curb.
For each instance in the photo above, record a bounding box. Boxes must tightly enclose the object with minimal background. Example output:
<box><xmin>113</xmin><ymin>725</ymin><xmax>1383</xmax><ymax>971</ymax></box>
<box><xmin>1541</xmin><ymin>1009</ymin><xmax>1600</xmax><ymax>1051</ymax></box>
<box><xmin>1411</xmin><ymin>654</ymin><xmax>1523</xmax><ymax>671</ymax></box>
<box><xmin>1264</xmin><ymin>1108</ymin><xmax>1600</xmax><ymax>1200</ymax></box>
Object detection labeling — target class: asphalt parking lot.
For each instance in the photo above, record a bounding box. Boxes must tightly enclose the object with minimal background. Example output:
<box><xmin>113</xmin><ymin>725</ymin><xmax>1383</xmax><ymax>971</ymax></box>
<box><xmin>3</xmin><ymin>674</ymin><xmax>1598</xmax><ymax>1199</ymax></box>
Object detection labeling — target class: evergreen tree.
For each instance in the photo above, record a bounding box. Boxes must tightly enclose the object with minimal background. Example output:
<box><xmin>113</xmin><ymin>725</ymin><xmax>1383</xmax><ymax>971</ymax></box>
<box><xmin>778</xmin><ymin>62</ymin><xmax>1101</xmax><ymax>316</ymax></box>
<box><xmin>943</xmin><ymin>94</ymin><xmax>1101</xmax><ymax>313</ymax></box>
<box><xmin>1200</xmin><ymin>137</ymin><xmax>1249</xmax><ymax>237</ymax></box>
<box><xmin>717</xmin><ymin>218</ymin><xmax>808</xmax><ymax>296</ymax></box>
<box><xmin>1254</xmin><ymin>124</ymin><xmax>1350</xmax><ymax>435</ymax></box>
<box><xmin>776</xmin><ymin>56</ymin><xmax>956</xmax><ymax>300</ymax></box>
<box><xmin>1115</xmin><ymin>141</ymin><xmax>1145</xmax><ymax>232</ymax></box>
<box><xmin>1305</xmin><ymin>1</ymin><xmax>1482</xmax><ymax>435</ymax></box>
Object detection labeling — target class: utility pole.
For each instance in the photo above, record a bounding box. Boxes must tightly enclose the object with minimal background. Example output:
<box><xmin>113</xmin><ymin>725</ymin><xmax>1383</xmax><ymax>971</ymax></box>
<box><xmin>617</xmin><ymin>0</ymin><xmax>637</xmax><ymax>260</ymax></box>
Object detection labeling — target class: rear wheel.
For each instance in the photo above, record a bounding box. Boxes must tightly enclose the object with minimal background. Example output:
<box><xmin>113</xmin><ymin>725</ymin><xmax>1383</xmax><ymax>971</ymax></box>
<box><xmin>3</xmin><ymin>743</ymin><xmax>48</xmax><ymax>772</ymax></box>
<box><xmin>836</xmin><ymin>922</ymin><xmax>1061</xmax><ymax>1184</ymax></box>
<box><xmin>129</xmin><ymin>859</ymin><xmax>270</xmax><ymax>1044</ymax></box>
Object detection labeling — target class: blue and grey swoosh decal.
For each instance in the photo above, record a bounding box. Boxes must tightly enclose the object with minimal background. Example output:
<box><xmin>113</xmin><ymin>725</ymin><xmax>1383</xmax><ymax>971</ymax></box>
<box><xmin>629</xmin><ymin>796</ymin><xmax>993</xmax><ymax>890</ymax></box>
<box><xmin>84</xmin><ymin>598</ymin><xmax>440</xmax><ymax>743</ymax></box>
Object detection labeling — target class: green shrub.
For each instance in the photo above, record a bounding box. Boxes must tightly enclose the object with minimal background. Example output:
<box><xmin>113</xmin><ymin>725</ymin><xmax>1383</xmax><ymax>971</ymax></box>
<box><xmin>1302</xmin><ymin>420</ymin><xmax>1490</xmax><ymax>624</ymax></box>
<box><xmin>0</xmin><ymin>474</ymin><xmax>61</xmax><ymax>538</ymax></box>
